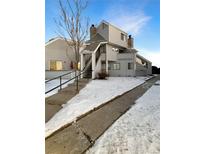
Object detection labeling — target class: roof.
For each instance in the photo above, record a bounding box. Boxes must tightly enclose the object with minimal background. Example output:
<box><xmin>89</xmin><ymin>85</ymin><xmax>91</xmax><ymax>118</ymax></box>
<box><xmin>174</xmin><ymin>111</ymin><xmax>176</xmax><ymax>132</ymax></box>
<box><xmin>84</xmin><ymin>42</ymin><xmax>101</xmax><ymax>51</ymax></box>
<box><xmin>45</xmin><ymin>37</ymin><xmax>73</xmax><ymax>46</ymax></box>
<box><xmin>136</xmin><ymin>53</ymin><xmax>152</xmax><ymax>63</ymax></box>
<box><xmin>83</xmin><ymin>41</ymin><xmax>107</xmax><ymax>54</ymax></box>
<box><xmin>86</xmin><ymin>33</ymin><xmax>107</xmax><ymax>44</ymax></box>
<box><xmin>98</xmin><ymin>20</ymin><xmax>128</xmax><ymax>35</ymax></box>
<box><xmin>45</xmin><ymin>37</ymin><xmax>62</xmax><ymax>46</ymax></box>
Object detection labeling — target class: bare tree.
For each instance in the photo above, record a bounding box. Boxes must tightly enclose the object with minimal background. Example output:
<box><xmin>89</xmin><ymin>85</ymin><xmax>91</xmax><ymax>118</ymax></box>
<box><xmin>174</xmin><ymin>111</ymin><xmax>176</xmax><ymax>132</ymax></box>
<box><xmin>55</xmin><ymin>0</ymin><xmax>89</xmax><ymax>92</ymax></box>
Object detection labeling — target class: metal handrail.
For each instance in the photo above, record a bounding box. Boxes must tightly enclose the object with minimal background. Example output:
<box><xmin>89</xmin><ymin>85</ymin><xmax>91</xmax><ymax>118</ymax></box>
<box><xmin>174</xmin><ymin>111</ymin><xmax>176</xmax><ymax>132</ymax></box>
<box><xmin>45</xmin><ymin>71</ymin><xmax>75</xmax><ymax>83</ymax></box>
<box><xmin>45</xmin><ymin>67</ymin><xmax>92</xmax><ymax>95</ymax></box>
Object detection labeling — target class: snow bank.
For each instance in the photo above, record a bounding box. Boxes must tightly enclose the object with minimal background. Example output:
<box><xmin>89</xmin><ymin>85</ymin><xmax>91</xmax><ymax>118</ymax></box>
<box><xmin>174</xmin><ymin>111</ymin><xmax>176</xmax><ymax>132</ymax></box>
<box><xmin>45</xmin><ymin>77</ymin><xmax>148</xmax><ymax>137</ymax></box>
<box><xmin>86</xmin><ymin>80</ymin><xmax>160</xmax><ymax>154</ymax></box>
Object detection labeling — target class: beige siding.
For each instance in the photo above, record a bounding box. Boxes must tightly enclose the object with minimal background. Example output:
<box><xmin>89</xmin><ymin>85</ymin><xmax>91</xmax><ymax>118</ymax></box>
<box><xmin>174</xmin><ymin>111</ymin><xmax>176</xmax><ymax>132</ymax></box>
<box><xmin>97</xmin><ymin>23</ymin><xmax>109</xmax><ymax>41</ymax></box>
<box><xmin>117</xmin><ymin>52</ymin><xmax>134</xmax><ymax>60</ymax></box>
<box><xmin>106</xmin><ymin>44</ymin><xmax>117</xmax><ymax>61</ymax></box>
<box><xmin>96</xmin><ymin>22</ymin><xmax>128</xmax><ymax>47</ymax></box>
<box><xmin>108</xmin><ymin>25</ymin><xmax>128</xmax><ymax>48</ymax></box>
<box><xmin>147</xmin><ymin>62</ymin><xmax>152</xmax><ymax>75</ymax></box>
<box><xmin>108</xmin><ymin>53</ymin><xmax>135</xmax><ymax>77</ymax></box>
<box><xmin>45</xmin><ymin>39</ymin><xmax>76</xmax><ymax>71</ymax></box>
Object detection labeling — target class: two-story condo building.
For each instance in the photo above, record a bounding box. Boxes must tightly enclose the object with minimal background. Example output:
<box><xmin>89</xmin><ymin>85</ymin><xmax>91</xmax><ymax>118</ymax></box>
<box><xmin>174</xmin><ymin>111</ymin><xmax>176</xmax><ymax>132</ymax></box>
<box><xmin>80</xmin><ymin>20</ymin><xmax>152</xmax><ymax>79</ymax></box>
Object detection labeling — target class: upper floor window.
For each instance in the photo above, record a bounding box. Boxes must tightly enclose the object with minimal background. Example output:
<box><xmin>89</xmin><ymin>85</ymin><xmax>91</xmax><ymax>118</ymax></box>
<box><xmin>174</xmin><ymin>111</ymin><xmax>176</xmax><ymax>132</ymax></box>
<box><xmin>121</xmin><ymin>33</ymin><xmax>125</xmax><ymax>41</ymax></box>
<box><xmin>102</xmin><ymin>23</ymin><xmax>108</xmax><ymax>29</ymax></box>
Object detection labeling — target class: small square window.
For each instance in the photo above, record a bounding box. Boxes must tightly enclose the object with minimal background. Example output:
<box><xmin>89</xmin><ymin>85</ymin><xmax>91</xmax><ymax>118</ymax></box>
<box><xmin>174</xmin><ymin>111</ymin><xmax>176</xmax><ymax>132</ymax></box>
<box><xmin>121</xmin><ymin>33</ymin><xmax>125</xmax><ymax>41</ymax></box>
<box><xmin>113</xmin><ymin>64</ymin><xmax>120</xmax><ymax>70</ymax></box>
<box><xmin>102</xmin><ymin>23</ymin><xmax>107</xmax><ymax>29</ymax></box>
<box><xmin>128</xmin><ymin>62</ymin><xmax>133</xmax><ymax>70</ymax></box>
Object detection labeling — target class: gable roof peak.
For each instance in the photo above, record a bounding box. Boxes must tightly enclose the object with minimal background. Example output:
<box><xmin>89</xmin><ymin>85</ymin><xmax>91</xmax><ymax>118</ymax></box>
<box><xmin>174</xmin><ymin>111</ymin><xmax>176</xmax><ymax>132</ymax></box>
<box><xmin>98</xmin><ymin>20</ymin><xmax>128</xmax><ymax>35</ymax></box>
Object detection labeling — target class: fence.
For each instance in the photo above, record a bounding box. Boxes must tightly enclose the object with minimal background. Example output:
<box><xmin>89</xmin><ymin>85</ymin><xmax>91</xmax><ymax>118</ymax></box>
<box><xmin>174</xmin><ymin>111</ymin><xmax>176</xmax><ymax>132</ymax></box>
<box><xmin>45</xmin><ymin>70</ymin><xmax>87</xmax><ymax>94</ymax></box>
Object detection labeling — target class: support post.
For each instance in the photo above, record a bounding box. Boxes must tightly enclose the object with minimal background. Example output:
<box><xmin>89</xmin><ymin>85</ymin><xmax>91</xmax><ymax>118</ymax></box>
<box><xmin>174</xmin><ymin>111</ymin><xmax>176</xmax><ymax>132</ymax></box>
<box><xmin>105</xmin><ymin>45</ymin><xmax>108</xmax><ymax>74</ymax></box>
<box><xmin>92</xmin><ymin>52</ymin><xmax>96</xmax><ymax>79</ymax></box>
<box><xmin>80</xmin><ymin>53</ymin><xmax>84</xmax><ymax>78</ymax></box>
<box><xmin>134</xmin><ymin>53</ymin><xmax>137</xmax><ymax>76</ymax></box>
<box><xmin>60</xmin><ymin>76</ymin><xmax>62</xmax><ymax>90</ymax></box>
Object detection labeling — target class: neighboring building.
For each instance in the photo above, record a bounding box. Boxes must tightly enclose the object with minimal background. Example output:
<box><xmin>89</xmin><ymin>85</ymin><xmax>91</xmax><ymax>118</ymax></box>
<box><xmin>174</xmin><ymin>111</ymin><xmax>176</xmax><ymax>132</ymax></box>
<box><xmin>80</xmin><ymin>20</ymin><xmax>152</xmax><ymax>79</ymax></box>
<box><xmin>45</xmin><ymin>37</ymin><xmax>76</xmax><ymax>71</ymax></box>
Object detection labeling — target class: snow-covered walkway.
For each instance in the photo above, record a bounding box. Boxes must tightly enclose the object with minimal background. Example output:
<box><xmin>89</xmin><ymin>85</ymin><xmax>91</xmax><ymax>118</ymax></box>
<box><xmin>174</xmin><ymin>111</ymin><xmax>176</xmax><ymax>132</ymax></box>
<box><xmin>45</xmin><ymin>77</ymin><xmax>149</xmax><ymax>137</ymax></box>
<box><xmin>86</xmin><ymin>80</ymin><xmax>160</xmax><ymax>154</ymax></box>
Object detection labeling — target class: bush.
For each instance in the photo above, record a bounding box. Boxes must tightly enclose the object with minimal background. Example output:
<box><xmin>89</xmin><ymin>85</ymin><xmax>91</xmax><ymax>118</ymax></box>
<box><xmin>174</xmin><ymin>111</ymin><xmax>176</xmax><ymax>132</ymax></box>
<box><xmin>152</xmin><ymin>66</ymin><xmax>160</xmax><ymax>74</ymax></box>
<box><xmin>98</xmin><ymin>72</ymin><xmax>108</xmax><ymax>79</ymax></box>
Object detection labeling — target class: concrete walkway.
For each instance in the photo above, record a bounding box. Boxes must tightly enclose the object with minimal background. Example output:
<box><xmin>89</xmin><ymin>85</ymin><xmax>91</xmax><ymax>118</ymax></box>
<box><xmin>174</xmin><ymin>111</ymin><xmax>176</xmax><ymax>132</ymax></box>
<box><xmin>45</xmin><ymin>76</ymin><xmax>159</xmax><ymax>154</ymax></box>
<box><xmin>45</xmin><ymin>78</ymin><xmax>90</xmax><ymax>122</ymax></box>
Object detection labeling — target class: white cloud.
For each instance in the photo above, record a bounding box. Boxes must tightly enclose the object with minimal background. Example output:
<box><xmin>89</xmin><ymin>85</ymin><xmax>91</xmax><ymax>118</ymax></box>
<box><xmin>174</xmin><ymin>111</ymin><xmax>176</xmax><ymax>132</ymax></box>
<box><xmin>109</xmin><ymin>13</ymin><xmax>151</xmax><ymax>36</ymax></box>
<box><xmin>138</xmin><ymin>49</ymin><xmax>160</xmax><ymax>67</ymax></box>
<box><xmin>103</xmin><ymin>6</ymin><xmax>151</xmax><ymax>36</ymax></box>
<box><xmin>102</xmin><ymin>3</ymin><xmax>158</xmax><ymax>67</ymax></box>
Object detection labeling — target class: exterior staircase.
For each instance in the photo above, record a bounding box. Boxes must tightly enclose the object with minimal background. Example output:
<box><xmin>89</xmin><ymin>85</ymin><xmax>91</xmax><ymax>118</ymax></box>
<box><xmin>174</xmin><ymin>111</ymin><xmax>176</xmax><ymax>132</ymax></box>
<box><xmin>81</xmin><ymin>42</ymin><xmax>107</xmax><ymax>79</ymax></box>
<box><xmin>83</xmin><ymin>55</ymin><xmax>92</xmax><ymax>78</ymax></box>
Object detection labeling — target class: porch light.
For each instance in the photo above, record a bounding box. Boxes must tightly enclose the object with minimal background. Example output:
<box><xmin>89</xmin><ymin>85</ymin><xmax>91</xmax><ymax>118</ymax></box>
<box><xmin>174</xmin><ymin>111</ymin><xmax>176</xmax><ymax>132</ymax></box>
<box><xmin>112</xmin><ymin>48</ymin><xmax>119</xmax><ymax>52</ymax></box>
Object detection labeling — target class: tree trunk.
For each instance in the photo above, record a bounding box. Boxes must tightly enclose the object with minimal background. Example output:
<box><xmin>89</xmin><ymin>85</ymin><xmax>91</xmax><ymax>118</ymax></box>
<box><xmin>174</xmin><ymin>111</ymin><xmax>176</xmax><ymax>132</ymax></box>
<box><xmin>75</xmin><ymin>61</ymin><xmax>79</xmax><ymax>92</ymax></box>
<box><xmin>55</xmin><ymin>0</ymin><xmax>89</xmax><ymax>93</ymax></box>
<box><xmin>75</xmin><ymin>69</ymin><xmax>79</xmax><ymax>92</ymax></box>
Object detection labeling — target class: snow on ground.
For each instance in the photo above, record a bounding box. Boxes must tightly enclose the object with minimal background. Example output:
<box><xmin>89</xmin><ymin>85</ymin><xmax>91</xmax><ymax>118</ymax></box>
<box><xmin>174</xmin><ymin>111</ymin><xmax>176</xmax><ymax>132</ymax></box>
<box><xmin>45</xmin><ymin>79</ymin><xmax>74</xmax><ymax>98</ymax></box>
<box><xmin>86</xmin><ymin>80</ymin><xmax>160</xmax><ymax>154</ymax></box>
<box><xmin>45</xmin><ymin>77</ymin><xmax>150</xmax><ymax>137</ymax></box>
<box><xmin>155</xmin><ymin>80</ymin><xmax>160</xmax><ymax>84</ymax></box>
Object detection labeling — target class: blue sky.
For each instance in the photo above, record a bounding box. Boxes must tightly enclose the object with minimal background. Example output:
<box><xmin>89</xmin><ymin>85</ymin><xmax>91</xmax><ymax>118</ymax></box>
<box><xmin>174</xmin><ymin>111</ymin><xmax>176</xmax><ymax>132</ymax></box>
<box><xmin>46</xmin><ymin>0</ymin><xmax>160</xmax><ymax>66</ymax></box>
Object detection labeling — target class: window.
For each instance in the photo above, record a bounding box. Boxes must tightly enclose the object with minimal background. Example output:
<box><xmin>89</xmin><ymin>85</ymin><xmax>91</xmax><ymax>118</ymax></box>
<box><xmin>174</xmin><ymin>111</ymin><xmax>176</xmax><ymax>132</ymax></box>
<box><xmin>102</xmin><ymin>23</ymin><xmax>108</xmax><ymax>29</ymax></box>
<box><xmin>121</xmin><ymin>33</ymin><xmax>125</xmax><ymax>41</ymax></box>
<box><xmin>113</xmin><ymin>63</ymin><xmax>120</xmax><ymax>70</ymax></box>
<box><xmin>50</xmin><ymin>60</ymin><xmax>63</xmax><ymax>70</ymax></box>
<box><xmin>108</xmin><ymin>63</ymin><xmax>120</xmax><ymax>70</ymax></box>
<box><xmin>128</xmin><ymin>62</ymin><xmax>134</xmax><ymax>70</ymax></box>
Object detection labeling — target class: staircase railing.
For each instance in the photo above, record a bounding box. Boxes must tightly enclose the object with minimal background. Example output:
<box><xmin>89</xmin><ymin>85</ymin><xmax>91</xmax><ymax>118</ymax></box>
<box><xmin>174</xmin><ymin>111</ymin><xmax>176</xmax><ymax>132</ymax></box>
<box><xmin>95</xmin><ymin>48</ymin><xmax>101</xmax><ymax>64</ymax></box>
<box><xmin>84</xmin><ymin>56</ymin><xmax>92</xmax><ymax>71</ymax></box>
